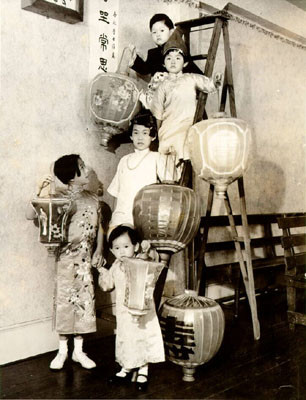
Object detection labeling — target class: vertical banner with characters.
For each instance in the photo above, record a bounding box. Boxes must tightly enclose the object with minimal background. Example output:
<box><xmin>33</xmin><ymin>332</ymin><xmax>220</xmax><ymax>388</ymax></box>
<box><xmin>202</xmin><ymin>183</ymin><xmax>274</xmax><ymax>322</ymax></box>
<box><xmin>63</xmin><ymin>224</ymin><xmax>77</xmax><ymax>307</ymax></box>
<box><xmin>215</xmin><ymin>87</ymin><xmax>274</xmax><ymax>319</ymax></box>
<box><xmin>88</xmin><ymin>0</ymin><xmax>119</xmax><ymax>80</ymax></box>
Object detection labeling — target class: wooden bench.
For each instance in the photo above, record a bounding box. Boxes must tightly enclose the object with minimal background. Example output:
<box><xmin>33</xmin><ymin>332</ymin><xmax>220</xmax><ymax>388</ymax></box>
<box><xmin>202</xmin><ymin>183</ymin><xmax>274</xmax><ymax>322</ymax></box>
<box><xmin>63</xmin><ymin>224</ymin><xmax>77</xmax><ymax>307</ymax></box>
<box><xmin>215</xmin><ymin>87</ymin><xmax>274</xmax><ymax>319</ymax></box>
<box><xmin>195</xmin><ymin>213</ymin><xmax>305</xmax><ymax>317</ymax></box>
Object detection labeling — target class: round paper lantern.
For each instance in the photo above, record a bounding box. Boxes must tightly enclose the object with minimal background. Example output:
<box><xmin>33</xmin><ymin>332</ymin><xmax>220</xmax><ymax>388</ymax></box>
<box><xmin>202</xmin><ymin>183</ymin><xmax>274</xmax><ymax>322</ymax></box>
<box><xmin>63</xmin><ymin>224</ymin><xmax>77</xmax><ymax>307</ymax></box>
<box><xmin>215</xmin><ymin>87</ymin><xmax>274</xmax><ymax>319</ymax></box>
<box><xmin>89</xmin><ymin>72</ymin><xmax>141</xmax><ymax>146</ymax></box>
<box><xmin>159</xmin><ymin>290</ymin><xmax>225</xmax><ymax>382</ymax></box>
<box><xmin>188</xmin><ymin>116</ymin><xmax>251</xmax><ymax>198</ymax></box>
<box><xmin>133</xmin><ymin>183</ymin><xmax>201</xmax><ymax>257</ymax></box>
<box><xmin>123</xmin><ymin>257</ymin><xmax>164</xmax><ymax>322</ymax></box>
<box><xmin>31</xmin><ymin>196</ymin><xmax>72</xmax><ymax>255</ymax></box>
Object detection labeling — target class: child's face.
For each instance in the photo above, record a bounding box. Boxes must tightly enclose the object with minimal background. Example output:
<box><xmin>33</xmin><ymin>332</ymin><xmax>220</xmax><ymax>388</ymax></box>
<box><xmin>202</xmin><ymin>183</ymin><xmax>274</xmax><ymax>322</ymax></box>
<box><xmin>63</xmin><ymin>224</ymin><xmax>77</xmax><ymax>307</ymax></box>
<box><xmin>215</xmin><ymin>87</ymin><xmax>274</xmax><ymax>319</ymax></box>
<box><xmin>110</xmin><ymin>232</ymin><xmax>138</xmax><ymax>261</ymax></box>
<box><xmin>130</xmin><ymin>124</ymin><xmax>155</xmax><ymax>151</ymax></box>
<box><xmin>73</xmin><ymin>158</ymin><xmax>90</xmax><ymax>186</ymax></box>
<box><xmin>151</xmin><ymin>21</ymin><xmax>173</xmax><ymax>47</ymax></box>
<box><xmin>164</xmin><ymin>50</ymin><xmax>186</xmax><ymax>74</ymax></box>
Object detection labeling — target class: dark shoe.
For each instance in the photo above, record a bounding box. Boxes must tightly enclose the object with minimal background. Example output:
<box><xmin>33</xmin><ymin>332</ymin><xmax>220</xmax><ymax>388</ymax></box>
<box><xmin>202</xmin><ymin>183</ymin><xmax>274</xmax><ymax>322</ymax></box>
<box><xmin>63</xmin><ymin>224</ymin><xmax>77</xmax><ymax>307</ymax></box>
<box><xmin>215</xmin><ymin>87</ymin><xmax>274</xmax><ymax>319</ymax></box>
<box><xmin>108</xmin><ymin>371</ymin><xmax>134</xmax><ymax>385</ymax></box>
<box><xmin>136</xmin><ymin>374</ymin><xmax>148</xmax><ymax>392</ymax></box>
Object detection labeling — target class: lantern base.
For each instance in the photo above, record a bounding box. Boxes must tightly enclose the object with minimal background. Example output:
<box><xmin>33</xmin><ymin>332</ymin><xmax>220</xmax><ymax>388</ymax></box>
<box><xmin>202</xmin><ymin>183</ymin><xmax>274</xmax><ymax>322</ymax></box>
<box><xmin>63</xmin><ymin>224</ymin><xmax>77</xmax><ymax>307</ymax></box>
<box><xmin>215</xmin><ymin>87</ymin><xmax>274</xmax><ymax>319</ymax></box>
<box><xmin>45</xmin><ymin>244</ymin><xmax>60</xmax><ymax>256</ymax></box>
<box><xmin>182</xmin><ymin>366</ymin><xmax>196</xmax><ymax>382</ymax></box>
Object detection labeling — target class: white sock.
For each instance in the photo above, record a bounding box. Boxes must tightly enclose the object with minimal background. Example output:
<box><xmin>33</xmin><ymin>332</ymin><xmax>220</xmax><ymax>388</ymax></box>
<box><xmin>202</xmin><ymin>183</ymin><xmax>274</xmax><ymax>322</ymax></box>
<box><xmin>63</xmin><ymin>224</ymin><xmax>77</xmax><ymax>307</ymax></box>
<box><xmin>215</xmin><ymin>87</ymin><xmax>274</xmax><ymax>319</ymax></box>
<box><xmin>58</xmin><ymin>339</ymin><xmax>68</xmax><ymax>355</ymax></box>
<box><xmin>137</xmin><ymin>364</ymin><xmax>148</xmax><ymax>382</ymax></box>
<box><xmin>74</xmin><ymin>337</ymin><xmax>83</xmax><ymax>354</ymax></box>
<box><xmin>116</xmin><ymin>367</ymin><xmax>131</xmax><ymax>377</ymax></box>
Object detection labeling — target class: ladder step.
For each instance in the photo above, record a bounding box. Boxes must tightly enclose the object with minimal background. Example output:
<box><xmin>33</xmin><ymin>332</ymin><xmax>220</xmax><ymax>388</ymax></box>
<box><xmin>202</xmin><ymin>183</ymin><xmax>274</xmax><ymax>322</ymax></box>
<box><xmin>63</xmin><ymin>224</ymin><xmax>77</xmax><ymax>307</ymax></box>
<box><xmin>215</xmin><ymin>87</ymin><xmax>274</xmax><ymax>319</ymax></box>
<box><xmin>191</xmin><ymin>54</ymin><xmax>208</xmax><ymax>61</ymax></box>
<box><xmin>175</xmin><ymin>12</ymin><xmax>229</xmax><ymax>30</ymax></box>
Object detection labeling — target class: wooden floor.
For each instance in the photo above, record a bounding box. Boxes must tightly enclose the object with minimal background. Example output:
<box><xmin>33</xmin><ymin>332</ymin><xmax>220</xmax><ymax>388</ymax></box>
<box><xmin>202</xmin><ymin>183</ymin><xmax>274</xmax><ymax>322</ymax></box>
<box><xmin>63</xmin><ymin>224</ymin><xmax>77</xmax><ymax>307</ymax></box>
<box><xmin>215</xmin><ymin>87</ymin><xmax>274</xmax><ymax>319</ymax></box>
<box><xmin>1</xmin><ymin>289</ymin><xmax>306</xmax><ymax>400</ymax></box>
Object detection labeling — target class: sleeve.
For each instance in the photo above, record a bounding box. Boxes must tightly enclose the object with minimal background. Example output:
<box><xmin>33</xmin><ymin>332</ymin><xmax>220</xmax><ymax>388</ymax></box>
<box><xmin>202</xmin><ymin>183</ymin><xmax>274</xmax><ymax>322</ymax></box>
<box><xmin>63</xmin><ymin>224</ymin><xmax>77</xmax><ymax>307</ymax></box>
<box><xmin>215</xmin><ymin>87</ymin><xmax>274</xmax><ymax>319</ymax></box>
<box><xmin>107</xmin><ymin>158</ymin><xmax>124</xmax><ymax>198</ymax></box>
<box><xmin>130</xmin><ymin>53</ymin><xmax>151</xmax><ymax>76</ymax></box>
<box><xmin>150</xmin><ymin>81</ymin><xmax>166</xmax><ymax>121</ymax></box>
<box><xmin>98</xmin><ymin>264</ymin><xmax>116</xmax><ymax>291</ymax></box>
<box><xmin>156</xmin><ymin>153</ymin><xmax>176</xmax><ymax>182</ymax></box>
<box><xmin>193</xmin><ymin>74</ymin><xmax>217</xmax><ymax>93</ymax></box>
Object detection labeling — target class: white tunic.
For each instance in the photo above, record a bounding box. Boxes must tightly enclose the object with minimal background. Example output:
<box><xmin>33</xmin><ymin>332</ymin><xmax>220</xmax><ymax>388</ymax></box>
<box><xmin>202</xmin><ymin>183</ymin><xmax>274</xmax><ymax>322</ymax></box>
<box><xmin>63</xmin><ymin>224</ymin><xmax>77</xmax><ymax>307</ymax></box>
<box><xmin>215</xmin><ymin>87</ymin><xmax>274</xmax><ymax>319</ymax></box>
<box><xmin>108</xmin><ymin>149</ymin><xmax>173</xmax><ymax>228</ymax></box>
<box><xmin>150</xmin><ymin>72</ymin><xmax>217</xmax><ymax>160</ymax></box>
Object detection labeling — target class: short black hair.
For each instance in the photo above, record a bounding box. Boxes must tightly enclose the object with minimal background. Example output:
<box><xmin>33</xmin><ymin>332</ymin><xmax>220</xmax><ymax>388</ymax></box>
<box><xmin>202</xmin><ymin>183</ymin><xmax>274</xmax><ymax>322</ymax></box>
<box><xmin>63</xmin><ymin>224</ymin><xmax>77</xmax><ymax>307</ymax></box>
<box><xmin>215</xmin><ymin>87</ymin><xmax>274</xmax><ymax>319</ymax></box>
<box><xmin>53</xmin><ymin>154</ymin><xmax>81</xmax><ymax>184</ymax></box>
<box><xmin>128</xmin><ymin>109</ymin><xmax>157</xmax><ymax>138</ymax></box>
<box><xmin>149</xmin><ymin>13</ymin><xmax>174</xmax><ymax>31</ymax></box>
<box><xmin>108</xmin><ymin>225</ymin><xmax>140</xmax><ymax>248</ymax></box>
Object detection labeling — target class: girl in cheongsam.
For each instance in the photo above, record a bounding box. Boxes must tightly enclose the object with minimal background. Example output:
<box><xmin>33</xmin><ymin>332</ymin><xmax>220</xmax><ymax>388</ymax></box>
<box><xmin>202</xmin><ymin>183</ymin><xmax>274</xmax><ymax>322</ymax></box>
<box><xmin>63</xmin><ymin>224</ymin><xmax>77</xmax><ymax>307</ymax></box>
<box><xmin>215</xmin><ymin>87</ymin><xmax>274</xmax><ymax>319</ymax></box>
<box><xmin>27</xmin><ymin>154</ymin><xmax>104</xmax><ymax>370</ymax></box>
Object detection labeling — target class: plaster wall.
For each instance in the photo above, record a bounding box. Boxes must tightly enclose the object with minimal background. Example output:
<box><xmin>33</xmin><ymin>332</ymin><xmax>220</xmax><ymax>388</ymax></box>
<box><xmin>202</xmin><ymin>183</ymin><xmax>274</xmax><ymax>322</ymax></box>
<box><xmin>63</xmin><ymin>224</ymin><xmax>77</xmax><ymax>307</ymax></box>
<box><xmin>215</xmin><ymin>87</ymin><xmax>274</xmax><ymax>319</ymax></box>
<box><xmin>0</xmin><ymin>0</ymin><xmax>305</xmax><ymax>364</ymax></box>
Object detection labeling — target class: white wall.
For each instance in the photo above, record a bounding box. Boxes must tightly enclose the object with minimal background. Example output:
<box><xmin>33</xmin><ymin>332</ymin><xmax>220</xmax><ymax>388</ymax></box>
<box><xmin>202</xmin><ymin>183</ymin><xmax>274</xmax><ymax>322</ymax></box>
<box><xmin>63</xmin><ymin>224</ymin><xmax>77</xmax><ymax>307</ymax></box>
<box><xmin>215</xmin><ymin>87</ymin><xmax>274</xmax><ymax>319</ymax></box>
<box><xmin>0</xmin><ymin>0</ymin><xmax>305</xmax><ymax>365</ymax></box>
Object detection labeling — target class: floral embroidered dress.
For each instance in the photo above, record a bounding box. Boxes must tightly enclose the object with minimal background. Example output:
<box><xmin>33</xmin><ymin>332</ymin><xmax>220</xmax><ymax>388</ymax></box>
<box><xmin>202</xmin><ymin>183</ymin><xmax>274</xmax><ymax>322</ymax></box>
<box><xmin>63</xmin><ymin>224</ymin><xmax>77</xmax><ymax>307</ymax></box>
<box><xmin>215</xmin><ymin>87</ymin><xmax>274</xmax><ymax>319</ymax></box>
<box><xmin>150</xmin><ymin>72</ymin><xmax>217</xmax><ymax>160</ymax></box>
<box><xmin>98</xmin><ymin>259</ymin><xmax>165</xmax><ymax>369</ymax></box>
<box><xmin>54</xmin><ymin>189</ymin><xmax>100</xmax><ymax>334</ymax></box>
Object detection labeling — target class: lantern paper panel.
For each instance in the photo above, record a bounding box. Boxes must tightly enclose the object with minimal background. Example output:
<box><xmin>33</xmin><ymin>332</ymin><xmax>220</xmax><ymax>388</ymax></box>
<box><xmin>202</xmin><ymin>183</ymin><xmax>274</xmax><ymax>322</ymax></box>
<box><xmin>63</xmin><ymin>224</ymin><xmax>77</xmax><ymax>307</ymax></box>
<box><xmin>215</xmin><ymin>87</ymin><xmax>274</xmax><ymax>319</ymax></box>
<box><xmin>89</xmin><ymin>73</ymin><xmax>142</xmax><ymax>145</ymax></box>
<box><xmin>159</xmin><ymin>290</ymin><xmax>225</xmax><ymax>381</ymax></box>
<box><xmin>188</xmin><ymin>118</ymin><xmax>251</xmax><ymax>198</ymax></box>
<box><xmin>31</xmin><ymin>197</ymin><xmax>72</xmax><ymax>253</ymax></box>
<box><xmin>123</xmin><ymin>257</ymin><xmax>164</xmax><ymax>321</ymax></box>
<box><xmin>133</xmin><ymin>183</ymin><xmax>201</xmax><ymax>253</ymax></box>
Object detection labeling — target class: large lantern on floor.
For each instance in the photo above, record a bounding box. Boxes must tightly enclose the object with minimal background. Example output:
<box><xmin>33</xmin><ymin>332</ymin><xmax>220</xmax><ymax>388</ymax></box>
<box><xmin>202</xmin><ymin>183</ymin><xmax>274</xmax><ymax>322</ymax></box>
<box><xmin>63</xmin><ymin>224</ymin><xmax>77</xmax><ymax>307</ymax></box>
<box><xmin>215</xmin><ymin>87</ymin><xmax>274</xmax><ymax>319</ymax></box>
<box><xmin>133</xmin><ymin>183</ymin><xmax>201</xmax><ymax>264</ymax></box>
<box><xmin>159</xmin><ymin>290</ymin><xmax>225</xmax><ymax>382</ymax></box>
<box><xmin>31</xmin><ymin>181</ymin><xmax>72</xmax><ymax>255</ymax></box>
<box><xmin>123</xmin><ymin>257</ymin><xmax>164</xmax><ymax>322</ymax></box>
<box><xmin>89</xmin><ymin>48</ymin><xmax>142</xmax><ymax>147</ymax></box>
<box><xmin>188</xmin><ymin>115</ymin><xmax>251</xmax><ymax>198</ymax></box>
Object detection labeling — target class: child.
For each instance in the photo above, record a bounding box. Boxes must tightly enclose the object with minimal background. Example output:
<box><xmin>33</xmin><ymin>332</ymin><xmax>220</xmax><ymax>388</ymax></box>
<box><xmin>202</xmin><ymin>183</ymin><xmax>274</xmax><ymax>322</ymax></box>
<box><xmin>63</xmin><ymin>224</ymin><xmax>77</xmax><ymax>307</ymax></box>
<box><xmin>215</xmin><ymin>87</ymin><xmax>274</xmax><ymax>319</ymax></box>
<box><xmin>26</xmin><ymin>154</ymin><xmax>104</xmax><ymax>370</ymax></box>
<box><xmin>150</xmin><ymin>29</ymin><xmax>222</xmax><ymax>163</ymax></box>
<box><xmin>107</xmin><ymin>109</ymin><xmax>173</xmax><ymax>231</ymax></box>
<box><xmin>98</xmin><ymin>225</ymin><xmax>165</xmax><ymax>391</ymax></box>
<box><xmin>129</xmin><ymin>13</ymin><xmax>203</xmax><ymax>77</ymax></box>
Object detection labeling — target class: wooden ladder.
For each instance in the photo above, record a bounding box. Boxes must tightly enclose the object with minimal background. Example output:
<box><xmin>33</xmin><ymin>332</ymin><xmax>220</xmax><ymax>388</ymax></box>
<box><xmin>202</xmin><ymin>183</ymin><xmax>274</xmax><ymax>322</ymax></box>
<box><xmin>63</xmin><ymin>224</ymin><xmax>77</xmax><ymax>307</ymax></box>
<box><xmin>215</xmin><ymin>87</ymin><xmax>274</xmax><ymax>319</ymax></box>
<box><xmin>176</xmin><ymin>12</ymin><xmax>260</xmax><ymax>340</ymax></box>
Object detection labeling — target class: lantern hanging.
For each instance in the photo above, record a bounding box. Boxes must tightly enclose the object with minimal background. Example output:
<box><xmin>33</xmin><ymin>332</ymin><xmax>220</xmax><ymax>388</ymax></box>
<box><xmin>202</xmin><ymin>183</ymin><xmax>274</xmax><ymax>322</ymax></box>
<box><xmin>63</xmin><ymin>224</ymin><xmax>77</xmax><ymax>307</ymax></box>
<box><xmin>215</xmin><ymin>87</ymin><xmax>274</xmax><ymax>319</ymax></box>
<box><xmin>133</xmin><ymin>182</ymin><xmax>201</xmax><ymax>264</ymax></box>
<box><xmin>159</xmin><ymin>290</ymin><xmax>225</xmax><ymax>382</ymax></box>
<box><xmin>188</xmin><ymin>114</ymin><xmax>252</xmax><ymax>198</ymax></box>
<box><xmin>89</xmin><ymin>47</ymin><xmax>142</xmax><ymax>147</ymax></box>
<box><xmin>31</xmin><ymin>180</ymin><xmax>72</xmax><ymax>255</ymax></box>
<box><xmin>123</xmin><ymin>257</ymin><xmax>164</xmax><ymax>323</ymax></box>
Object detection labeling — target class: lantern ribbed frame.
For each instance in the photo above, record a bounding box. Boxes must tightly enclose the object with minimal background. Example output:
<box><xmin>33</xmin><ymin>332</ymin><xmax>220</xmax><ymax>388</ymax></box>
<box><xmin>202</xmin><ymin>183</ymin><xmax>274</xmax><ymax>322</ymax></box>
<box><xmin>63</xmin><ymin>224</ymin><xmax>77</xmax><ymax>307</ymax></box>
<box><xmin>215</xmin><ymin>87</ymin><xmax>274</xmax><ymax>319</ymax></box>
<box><xmin>133</xmin><ymin>183</ymin><xmax>201</xmax><ymax>253</ymax></box>
<box><xmin>188</xmin><ymin>117</ymin><xmax>251</xmax><ymax>198</ymax></box>
<box><xmin>159</xmin><ymin>290</ymin><xmax>225</xmax><ymax>381</ymax></box>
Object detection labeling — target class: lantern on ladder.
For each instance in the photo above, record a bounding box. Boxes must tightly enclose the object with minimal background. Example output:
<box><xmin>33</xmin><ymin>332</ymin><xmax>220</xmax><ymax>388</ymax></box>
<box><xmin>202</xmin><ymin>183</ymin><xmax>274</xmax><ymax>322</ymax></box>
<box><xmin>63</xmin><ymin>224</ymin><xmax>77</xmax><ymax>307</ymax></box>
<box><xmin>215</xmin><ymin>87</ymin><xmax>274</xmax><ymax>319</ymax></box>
<box><xmin>188</xmin><ymin>114</ymin><xmax>252</xmax><ymax>198</ymax></box>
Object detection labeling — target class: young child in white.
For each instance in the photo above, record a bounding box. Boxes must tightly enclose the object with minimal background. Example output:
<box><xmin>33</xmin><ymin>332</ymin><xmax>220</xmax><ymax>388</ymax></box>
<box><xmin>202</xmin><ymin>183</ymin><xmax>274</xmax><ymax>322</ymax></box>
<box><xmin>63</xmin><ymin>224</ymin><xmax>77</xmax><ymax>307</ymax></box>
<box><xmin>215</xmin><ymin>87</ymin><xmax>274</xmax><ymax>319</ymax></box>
<box><xmin>26</xmin><ymin>154</ymin><xmax>104</xmax><ymax>370</ymax></box>
<box><xmin>98</xmin><ymin>225</ymin><xmax>165</xmax><ymax>391</ymax></box>
<box><xmin>107</xmin><ymin>109</ymin><xmax>173</xmax><ymax>232</ymax></box>
<box><xmin>150</xmin><ymin>29</ymin><xmax>222</xmax><ymax>162</ymax></box>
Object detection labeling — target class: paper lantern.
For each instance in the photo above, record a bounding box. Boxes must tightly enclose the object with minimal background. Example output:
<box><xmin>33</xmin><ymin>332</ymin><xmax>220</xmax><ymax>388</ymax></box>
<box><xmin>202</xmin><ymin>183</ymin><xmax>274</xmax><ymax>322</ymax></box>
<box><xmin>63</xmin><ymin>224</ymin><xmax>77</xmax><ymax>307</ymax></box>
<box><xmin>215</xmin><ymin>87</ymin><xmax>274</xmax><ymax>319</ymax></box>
<box><xmin>133</xmin><ymin>183</ymin><xmax>201</xmax><ymax>262</ymax></box>
<box><xmin>159</xmin><ymin>290</ymin><xmax>225</xmax><ymax>382</ymax></box>
<box><xmin>188</xmin><ymin>116</ymin><xmax>251</xmax><ymax>198</ymax></box>
<box><xmin>31</xmin><ymin>196</ymin><xmax>72</xmax><ymax>255</ymax></box>
<box><xmin>89</xmin><ymin>72</ymin><xmax>142</xmax><ymax>146</ymax></box>
<box><xmin>123</xmin><ymin>257</ymin><xmax>164</xmax><ymax>322</ymax></box>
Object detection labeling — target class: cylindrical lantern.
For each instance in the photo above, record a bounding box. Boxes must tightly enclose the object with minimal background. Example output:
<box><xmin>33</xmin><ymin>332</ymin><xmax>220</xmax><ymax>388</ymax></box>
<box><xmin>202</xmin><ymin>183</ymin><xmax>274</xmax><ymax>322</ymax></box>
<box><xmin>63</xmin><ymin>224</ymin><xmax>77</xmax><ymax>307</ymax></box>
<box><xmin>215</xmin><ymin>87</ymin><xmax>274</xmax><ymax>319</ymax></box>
<box><xmin>188</xmin><ymin>116</ymin><xmax>251</xmax><ymax>198</ymax></box>
<box><xmin>159</xmin><ymin>290</ymin><xmax>225</xmax><ymax>382</ymax></box>
<box><xmin>123</xmin><ymin>257</ymin><xmax>164</xmax><ymax>322</ymax></box>
<box><xmin>31</xmin><ymin>196</ymin><xmax>72</xmax><ymax>255</ymax></box>
<box><xmin>133</xmin><ymin>183</ymin><xmax>201</xmax><ymax>255</ymax></box>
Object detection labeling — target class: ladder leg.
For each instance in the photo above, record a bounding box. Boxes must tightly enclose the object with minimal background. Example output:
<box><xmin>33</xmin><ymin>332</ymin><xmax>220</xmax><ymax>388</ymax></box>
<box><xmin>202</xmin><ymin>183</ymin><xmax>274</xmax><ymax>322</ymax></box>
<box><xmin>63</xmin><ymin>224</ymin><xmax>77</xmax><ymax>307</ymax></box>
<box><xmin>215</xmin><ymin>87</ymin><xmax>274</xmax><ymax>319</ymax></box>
<box><xmin>197</xmin><ymin>184</ymin><xmax>214</xmax><ymax>296</ymax></box>
<box><xmin>224</xmin><ymin>187</ymin><xmax>260</xmax><ymax>340</ymax></box>
<box><xmin>222</xmin><ymin>21</ymin><xmax>237</xmax><ymax>117</ymax></box>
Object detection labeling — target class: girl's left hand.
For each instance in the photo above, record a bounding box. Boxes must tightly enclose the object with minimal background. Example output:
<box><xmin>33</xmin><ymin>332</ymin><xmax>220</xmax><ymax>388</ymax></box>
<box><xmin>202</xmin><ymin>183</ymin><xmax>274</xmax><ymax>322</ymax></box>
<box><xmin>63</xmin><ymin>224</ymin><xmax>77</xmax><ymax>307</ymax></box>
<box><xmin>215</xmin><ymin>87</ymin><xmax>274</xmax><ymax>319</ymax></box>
<box><xmin>213</xmin><ymin>72</ymin><xmax>223</xmax><ymax>88</ymax></box>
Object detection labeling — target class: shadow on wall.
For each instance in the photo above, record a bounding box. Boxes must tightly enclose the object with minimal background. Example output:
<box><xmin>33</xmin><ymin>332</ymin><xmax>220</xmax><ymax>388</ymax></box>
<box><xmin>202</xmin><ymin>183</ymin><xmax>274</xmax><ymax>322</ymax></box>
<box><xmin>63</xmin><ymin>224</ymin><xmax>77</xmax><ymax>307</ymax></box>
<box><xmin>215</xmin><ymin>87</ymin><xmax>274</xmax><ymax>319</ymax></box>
<box><xmin>246</xmin><ymin>158</ymin><xmax>286</xmax><ymax>212</ymax></box>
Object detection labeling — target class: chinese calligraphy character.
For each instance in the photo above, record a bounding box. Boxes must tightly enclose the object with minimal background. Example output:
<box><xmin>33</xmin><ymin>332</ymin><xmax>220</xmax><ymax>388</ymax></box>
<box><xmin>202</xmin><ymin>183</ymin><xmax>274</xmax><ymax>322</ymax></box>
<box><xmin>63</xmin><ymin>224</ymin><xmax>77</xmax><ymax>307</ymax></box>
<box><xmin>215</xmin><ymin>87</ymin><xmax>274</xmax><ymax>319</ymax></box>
<box><xmin>98</xmin><ymin>57</ymin><xmax>108</xmax><ymax>72</ymax></box>
<box><xmin>99</xmin><ymin>10</ymin><xmax>109</xmax><ymax>24</ymax></box>
<box><xmin>99</xmin><ymin>34</ymin><xmax>108</xmax><ymax>51</ymax></box>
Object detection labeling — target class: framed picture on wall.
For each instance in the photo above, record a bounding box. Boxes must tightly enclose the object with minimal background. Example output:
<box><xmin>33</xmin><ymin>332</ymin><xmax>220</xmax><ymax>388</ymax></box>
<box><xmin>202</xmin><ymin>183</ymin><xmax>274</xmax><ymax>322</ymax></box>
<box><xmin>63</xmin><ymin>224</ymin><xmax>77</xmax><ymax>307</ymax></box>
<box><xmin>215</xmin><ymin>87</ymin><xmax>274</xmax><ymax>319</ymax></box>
<box><xmin>21</xmin><ymin>0</ymin><xmax>84</xmax><ymax>24</ymax></box>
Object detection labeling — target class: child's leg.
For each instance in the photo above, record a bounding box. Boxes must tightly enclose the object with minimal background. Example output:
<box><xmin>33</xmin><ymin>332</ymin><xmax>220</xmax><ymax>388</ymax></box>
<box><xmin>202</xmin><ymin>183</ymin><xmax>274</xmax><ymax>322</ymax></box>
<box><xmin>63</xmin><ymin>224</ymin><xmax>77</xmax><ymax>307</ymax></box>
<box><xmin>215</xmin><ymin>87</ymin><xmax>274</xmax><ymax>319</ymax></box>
<box><xmin>49</xmin><ymin>334</ymin><xmax>68</xmax><ymax>370</ymax></box>
<box><xmin>72</xmin><ymin>335</ymin><xmax>96</xmax><ymax>369</ymax></box>
<box><xmin>136</xmin><ymin>363</ymin><xmax>148</xmax><ymax>391</ymax></box>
